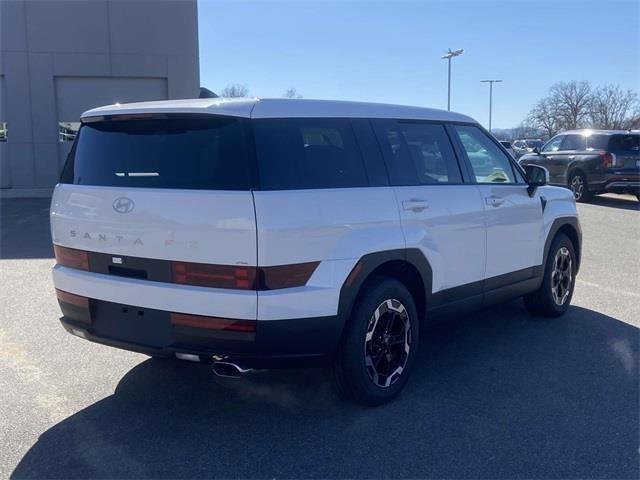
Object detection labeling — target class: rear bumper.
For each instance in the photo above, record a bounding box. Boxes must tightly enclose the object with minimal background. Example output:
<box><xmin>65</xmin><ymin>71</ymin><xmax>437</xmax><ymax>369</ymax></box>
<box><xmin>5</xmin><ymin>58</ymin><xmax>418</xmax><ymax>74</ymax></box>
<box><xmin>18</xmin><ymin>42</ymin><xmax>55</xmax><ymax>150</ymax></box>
<box><xmin>602</xmin><ymin>181</ymin><xmax>640</xmax><ymax>194</ymax></box>
<box><xmin>589</xmin><ymin>171</ymin><xmax>640</xmax><ymax>194</ymax></box>
<box><xmin>59</xmin><ymin>300</ymin><xmax>342</xmax><ymax>369</ymax></box>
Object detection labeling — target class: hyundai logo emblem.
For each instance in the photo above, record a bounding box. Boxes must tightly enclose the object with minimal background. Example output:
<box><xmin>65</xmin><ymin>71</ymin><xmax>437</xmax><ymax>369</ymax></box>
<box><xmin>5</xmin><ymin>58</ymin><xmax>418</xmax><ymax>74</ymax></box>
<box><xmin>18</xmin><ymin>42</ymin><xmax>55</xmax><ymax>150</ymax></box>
<box><xmin>112</xmin><ymin>197</ymin><xmax>135</xmax><ymax>214</ymax></box>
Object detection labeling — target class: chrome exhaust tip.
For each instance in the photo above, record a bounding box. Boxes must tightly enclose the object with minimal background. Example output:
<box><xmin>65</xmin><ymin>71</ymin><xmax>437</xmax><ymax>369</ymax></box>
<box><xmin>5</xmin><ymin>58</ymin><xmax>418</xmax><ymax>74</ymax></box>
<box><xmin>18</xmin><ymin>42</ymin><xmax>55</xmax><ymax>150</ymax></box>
<box><xmin>212</xmin><ymin>361</ymin><xmax>252</xmax><ymax>378</ymax></box>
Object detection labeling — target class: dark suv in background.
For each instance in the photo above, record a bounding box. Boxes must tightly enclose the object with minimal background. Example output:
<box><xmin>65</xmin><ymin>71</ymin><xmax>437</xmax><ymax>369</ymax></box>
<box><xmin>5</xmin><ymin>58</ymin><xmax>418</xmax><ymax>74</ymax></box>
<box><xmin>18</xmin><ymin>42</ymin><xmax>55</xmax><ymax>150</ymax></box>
<box><xmin>519</xmin><ymin>130</ymin><xmax>640</xmax><ymax>202</ymax></box>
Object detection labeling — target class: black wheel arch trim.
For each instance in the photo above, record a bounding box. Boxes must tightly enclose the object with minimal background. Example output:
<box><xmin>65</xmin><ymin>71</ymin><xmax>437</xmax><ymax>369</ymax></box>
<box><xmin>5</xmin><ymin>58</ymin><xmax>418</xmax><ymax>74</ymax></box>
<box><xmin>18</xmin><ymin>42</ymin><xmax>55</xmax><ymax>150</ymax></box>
<box><xmin>543</xmin><ymin>216</ymin><xmax>582</xmax><ymax>273</ymax></box>
<box><xmin>336</xmin><ymin>249</ymin><xmax>432</xmax><ymax>328</ymax></box>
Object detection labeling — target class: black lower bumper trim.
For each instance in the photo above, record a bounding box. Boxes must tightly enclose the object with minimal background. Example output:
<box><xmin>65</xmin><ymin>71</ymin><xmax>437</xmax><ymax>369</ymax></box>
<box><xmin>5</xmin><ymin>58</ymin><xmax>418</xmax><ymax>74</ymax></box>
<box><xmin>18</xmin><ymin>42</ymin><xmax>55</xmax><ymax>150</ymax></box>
<box><xmin>60</xmin><ymin>300</ymin><xmax>343</xmax><ymax>369</ymax></box>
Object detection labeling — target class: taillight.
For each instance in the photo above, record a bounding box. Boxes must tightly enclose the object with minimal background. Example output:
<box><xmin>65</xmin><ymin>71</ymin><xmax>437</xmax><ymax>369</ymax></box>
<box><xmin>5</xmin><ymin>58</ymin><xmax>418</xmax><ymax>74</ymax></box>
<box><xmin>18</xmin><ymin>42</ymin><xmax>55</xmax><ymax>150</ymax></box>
<box><xmin>171</xmin><ymin>261</ymin><xmax>319</xmax><ymax>290</ymax></box>
<box><xmin>599</xmin><ymin>151</ymin><xmax>616</xmax><ymax>169</ymax></box>
<box><xmin>55</xmin><ymin>288</ymin><xmax>90</xmax><ymax>308</ymax></box>
<box><xmin>171</xmin><ymin>262</ymin><xmax>256</xmax><ymax>289</ymax></box>
<box><xmin>170</xmin><ymin>312</ymin><xmax>257</xmax><ymax>332</ymax></box>
<box><xmin>259</xmin><ymin>262</ymin><xmax>320</xmax><ymax>290</ymax></box>
<box><xmin>54</xmin><ymin>245</ymin><xmax>89</xmax><ymax>270</ymax></box>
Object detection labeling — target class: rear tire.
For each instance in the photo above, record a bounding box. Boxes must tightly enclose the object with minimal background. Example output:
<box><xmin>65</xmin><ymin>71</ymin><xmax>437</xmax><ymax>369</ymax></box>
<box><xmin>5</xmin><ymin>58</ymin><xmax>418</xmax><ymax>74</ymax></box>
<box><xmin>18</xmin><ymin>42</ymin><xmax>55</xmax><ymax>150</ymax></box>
<box><xmin>524</xmin><ymin>233</ymin><xmax>576</xmax><ymax>317</ymax></box>
<box><xmin>568</xmin><ymin>171</ymin><xmax>592</xmax><ymax>202</ymax></box>
<box><xmin>334</xmin><ymin>275</ymin><xmax>419</xmax><ymax>406</ymax></box>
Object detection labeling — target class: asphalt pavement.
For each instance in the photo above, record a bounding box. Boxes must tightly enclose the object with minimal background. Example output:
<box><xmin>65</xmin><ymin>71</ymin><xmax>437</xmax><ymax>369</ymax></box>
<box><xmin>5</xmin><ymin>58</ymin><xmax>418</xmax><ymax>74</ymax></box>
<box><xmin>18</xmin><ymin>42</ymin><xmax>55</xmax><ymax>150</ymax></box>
<box><xmin>1</xmin><ymin>194</ymin><xmax>638</xmax><ymax>479</ymax></box>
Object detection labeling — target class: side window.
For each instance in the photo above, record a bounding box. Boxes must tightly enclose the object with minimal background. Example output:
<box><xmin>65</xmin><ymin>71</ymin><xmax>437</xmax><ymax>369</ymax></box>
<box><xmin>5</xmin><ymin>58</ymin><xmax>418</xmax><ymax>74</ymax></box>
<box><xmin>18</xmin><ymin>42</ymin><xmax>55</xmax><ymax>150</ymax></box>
<box><xmin>542</xmin><ymin>135</ymin><xmax>564</xmax><ymax>153</ymax></box>
<box><xmin>253</xmin><ymin>118</ymin><xmax>369</xmax><ymax>190</ymax></box>
<box><xmin>560</xmin><ymin>134</ymin><xmax>586</xmax><ymax>151</ymax></box>
<box><xmin>453</xmin><ymin>125</ymin><xmax>517</xmax><ymax>184</ymax></box>
<box><xmin>373</xmin><ymin>121</ymin><xmax>462</xmax><ymax>185</ymax></box>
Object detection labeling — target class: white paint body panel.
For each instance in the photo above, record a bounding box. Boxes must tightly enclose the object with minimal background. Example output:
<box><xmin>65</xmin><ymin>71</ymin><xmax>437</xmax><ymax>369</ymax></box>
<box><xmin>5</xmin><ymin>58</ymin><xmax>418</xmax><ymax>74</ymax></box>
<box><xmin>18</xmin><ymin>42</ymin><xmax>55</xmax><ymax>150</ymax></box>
<box><xmin>253</xmin><ymin>188</ymin><xmax>404</xmax><ymax>319</ymax></box>
<box><xmin>477</xmin><ymin>184</ymin><xmax>545</xmax><ymax>278</ymax></box>
<box><xmin>393</xmin><ymin>185</ymin><xmax>487</xmax><ymax>292</ymax></box>
<box><xmin>53</xmin><ymin>265</ymin><xmax>257</xmax><ymax>320</ymax></box>
<box><xmin>538</xmin><ymin>185</ymin><xmax>580</xmax><ymax>254</ymax></box>
<box><xmin>51</xmin><ymin>184</ymin><xmax>256</xmax><ymax>264</ymax></box>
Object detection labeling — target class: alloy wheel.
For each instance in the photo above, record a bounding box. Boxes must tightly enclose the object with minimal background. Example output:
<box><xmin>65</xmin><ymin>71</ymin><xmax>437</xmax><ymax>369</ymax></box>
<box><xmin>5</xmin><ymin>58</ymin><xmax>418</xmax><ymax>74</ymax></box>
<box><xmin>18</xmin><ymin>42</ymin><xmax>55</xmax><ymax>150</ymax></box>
<box><xmin>364</xmin><ymin>299</ymin><xmax>411</xmax><ymax>388</ymax></box>
<box><xmin>551</xmin><ymin>246</ymin><xmax>572</xmax><ymax>306</ymax></box>
<box><xmin>570</xmin><ymin>175</ymin><xmax>584</xmax><ymax>200</ymax></box>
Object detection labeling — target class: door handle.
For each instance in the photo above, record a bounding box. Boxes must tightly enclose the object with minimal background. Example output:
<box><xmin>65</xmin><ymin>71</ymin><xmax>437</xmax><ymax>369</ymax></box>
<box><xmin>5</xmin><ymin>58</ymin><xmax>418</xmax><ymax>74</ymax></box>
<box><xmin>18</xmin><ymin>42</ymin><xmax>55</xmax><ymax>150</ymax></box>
<box><xmin>485</xmin><ymin>196</ymin><xmax>505</xmax><ymax>207</ymax></box>
<box><xmin>402</xmin><ymin>199</ymin><xmax>429</xmax><ymax>212</ymax></box>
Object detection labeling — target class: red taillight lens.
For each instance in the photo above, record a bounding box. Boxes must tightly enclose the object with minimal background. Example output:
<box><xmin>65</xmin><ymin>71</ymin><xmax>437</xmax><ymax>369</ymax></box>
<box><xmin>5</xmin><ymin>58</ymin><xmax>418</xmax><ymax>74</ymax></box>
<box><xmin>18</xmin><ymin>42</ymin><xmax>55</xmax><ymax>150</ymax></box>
<box><xmin>170</xmin><ymin>312</ymin><xmax>257</xmax><ymax>332</ymax></box>
<box><xmin>599</xmin><ymin>151</ymin><xmax>615</xmax><ymax>169</ymax></box>
<box><xmin>171</xmin><ymin>261</ymin><xmax>319</xmax><ymax>290</ymax></box>
<box><xmin>171</xmin><ymin>261</ymin><xmax>256</xmax><ymax>289</ymax></box>
<box><xmin>259</xmin><ymin>262</ymin><xmax>320</xmax><ymax>290</ymax></box>
<box><xmin>54</xmin><ymin>245</ymin><xmax>89</xmax><ymax>270</ymax></box>
<box><xmin>55</xmin><ymin>288</ymin><xmax>90</xmax><ymax>308</ymax></box>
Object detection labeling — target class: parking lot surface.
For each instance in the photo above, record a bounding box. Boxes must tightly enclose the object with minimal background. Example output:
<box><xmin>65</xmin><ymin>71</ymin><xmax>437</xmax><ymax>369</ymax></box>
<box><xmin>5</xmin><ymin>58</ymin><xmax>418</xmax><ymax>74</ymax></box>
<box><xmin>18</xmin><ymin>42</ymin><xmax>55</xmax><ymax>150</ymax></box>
<box><xmin>1</xmin><ymin>195</ymin><xmax>638</xmax><ymax>479</ymax></box>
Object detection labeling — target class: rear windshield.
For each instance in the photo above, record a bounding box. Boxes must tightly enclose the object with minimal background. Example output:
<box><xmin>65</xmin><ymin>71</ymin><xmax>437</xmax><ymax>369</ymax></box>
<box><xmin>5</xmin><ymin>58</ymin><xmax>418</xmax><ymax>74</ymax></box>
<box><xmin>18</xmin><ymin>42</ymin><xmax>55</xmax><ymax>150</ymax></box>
<box><xmin>61</xmin><ymin>116</ymin><xmax>252</xmax><ymax>190</ymax></box>
<box><xmin>608</xmin><ymin>134</ymin><xmax>639</xmax><ymax>153</ymax></box>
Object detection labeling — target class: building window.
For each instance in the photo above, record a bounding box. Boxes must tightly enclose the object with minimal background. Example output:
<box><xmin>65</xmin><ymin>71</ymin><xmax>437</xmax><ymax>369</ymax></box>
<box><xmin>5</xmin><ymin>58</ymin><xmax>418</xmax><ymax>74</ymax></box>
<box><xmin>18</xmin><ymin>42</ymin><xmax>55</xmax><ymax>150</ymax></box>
<box><xmin>59</xmin><ymin>122</ymin><xmax>80</xmax><ymax>142</ymax></box>
<box><xmin>0</xmin><ymin>122</ymin><xmax>7</xmax><ymax>142</ymax></box>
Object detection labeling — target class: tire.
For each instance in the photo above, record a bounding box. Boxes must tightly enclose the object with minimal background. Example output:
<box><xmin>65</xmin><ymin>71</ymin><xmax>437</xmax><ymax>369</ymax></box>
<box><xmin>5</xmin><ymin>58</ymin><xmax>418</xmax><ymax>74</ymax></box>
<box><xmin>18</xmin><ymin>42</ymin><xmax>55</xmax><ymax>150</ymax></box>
<box><xmin>524</xmin><ymin>233</ymin><xmax>577</xmax><ymax>317</ymax></box>
<box><xmin>334</xmin><ymin>275</ymin><xmax>419</xmax><ymax>406</ymax></box>
<box><xmin>568</xmin><ymin>170</ymin><xmax>592</xmax><ymax>202</ymax></box>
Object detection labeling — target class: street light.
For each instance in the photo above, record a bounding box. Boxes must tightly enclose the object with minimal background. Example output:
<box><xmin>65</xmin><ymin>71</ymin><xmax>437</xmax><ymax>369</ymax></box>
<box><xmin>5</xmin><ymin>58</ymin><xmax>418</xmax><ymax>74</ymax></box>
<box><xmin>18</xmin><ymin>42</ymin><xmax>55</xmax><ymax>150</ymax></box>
<box><xmin>480</xmin><ymin>79</ymin><xmax>503</xmax><ymax>132</ymax></box>
<box><xmin>441</xmin><ymin>48</ymin><xmax>464</xmax><ymax>111</ymax></box>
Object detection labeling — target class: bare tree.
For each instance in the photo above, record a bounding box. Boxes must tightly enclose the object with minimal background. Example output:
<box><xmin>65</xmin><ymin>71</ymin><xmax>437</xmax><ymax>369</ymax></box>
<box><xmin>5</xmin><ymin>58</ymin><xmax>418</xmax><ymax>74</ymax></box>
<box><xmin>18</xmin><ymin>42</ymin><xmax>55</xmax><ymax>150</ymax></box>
<box><xmin>283</xmin><ymin>88</ymin><xmax>303</xmax><ymax>99</ymax></box>
<box><xmin>589</xmin><ymin>85</ymin><xmax>638</xmax><ymax>129</ymax></box>
<box><xmin>220</xmin><ymin>84</ymin><xmax>249</xmax><ymax>98</ymax></box>
<box><xmin>528</xmin><ymin>96</ymin><xmax>561</xmax><ymax>138</ymax></box>
<box><xmin>549</xmin><ymin>81</ymin><xmax>592</xmax><ymax>130</ymax></box>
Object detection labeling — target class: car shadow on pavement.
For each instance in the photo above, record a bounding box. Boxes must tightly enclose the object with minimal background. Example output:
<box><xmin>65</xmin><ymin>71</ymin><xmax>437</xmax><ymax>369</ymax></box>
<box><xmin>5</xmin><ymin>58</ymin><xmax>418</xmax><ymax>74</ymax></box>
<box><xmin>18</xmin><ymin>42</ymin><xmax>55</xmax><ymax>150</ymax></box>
<box><xmin>11</xmin><ymin>303</ymin><xmax>639</xmax><ymax>480</ymax></box>
<box><xmin>589</xmin><ymin>195</ymin><xmax>639</xmax><ymax>211</ymax></box>
<box><xmin>0</xmin><ymin>198</ymin><xmax>53</xmax><ymax>259</ymax></box>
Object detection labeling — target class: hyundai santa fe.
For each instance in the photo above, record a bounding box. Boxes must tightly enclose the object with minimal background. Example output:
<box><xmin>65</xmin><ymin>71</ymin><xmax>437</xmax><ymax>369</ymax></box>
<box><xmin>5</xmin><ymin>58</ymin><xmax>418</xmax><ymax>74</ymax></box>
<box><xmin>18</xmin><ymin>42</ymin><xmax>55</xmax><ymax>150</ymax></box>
<box><xmin>51</xmin><ymin>98</ymin><xmax>581</xmax><ymax>405</ymax></box>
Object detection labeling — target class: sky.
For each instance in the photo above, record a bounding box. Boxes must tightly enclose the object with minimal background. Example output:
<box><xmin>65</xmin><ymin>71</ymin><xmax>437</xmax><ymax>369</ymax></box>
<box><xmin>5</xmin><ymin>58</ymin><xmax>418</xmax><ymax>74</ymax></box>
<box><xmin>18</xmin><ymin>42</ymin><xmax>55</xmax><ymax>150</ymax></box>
<box><xmin>198</xmin><ymin>0</ymin><xmax>639</xmax><ymax>129</ymax></box>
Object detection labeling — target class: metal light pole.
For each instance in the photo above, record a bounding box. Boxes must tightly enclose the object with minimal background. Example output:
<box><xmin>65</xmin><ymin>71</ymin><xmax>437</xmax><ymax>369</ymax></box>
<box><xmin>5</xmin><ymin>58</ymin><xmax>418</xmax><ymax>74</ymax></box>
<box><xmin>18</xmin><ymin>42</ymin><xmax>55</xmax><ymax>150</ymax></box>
<box><xmin>441</xmin><ymin>48</ymin><xmax>464</xmax><ymax>111</ymax></box>
<box><xmin>480</xmin><ymin>79</ymin><xmax>502</xmax><ymax>132</ymax></box>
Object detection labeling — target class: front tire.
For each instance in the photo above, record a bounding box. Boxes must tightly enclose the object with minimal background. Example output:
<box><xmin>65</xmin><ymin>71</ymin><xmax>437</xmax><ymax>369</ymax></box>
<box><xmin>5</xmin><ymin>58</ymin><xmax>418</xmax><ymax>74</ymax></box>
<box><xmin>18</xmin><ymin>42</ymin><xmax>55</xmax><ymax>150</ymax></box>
<box><xmin>568</xmin><ymin>171</ymin><xmax>591</xmax><ymax>202</ymax></box>
<box><xmin>524</xmin><ymin>233</ymin><xmax>577</xmax><ymax>317</ymax></box>
<box><xmin>334</xmin><ymin>275</ymin><xmax>419</xmax><ymax>406</ymax></box>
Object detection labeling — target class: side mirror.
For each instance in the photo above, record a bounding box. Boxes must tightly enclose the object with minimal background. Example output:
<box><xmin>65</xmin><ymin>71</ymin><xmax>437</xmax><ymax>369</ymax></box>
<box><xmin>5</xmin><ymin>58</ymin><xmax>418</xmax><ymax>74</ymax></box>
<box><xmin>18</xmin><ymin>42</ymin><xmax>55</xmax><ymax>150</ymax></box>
<box><xmin>524</xmin><ymin>164</ymin><xmax>549</xmax><ymax>197</ymax></box>
<box><xmin>532</xmin><ymin>146</ymin><xmax>541</xmax><ymax>154</ymax></box>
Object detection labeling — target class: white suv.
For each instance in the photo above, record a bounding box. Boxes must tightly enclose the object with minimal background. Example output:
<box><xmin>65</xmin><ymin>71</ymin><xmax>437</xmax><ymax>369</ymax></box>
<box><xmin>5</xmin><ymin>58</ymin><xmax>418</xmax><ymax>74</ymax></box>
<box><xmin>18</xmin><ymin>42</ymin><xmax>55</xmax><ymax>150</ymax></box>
<box><xmin>51</xmin><ymin>98</ymin><xmax>581</xmax><ymax>405</ymax></box>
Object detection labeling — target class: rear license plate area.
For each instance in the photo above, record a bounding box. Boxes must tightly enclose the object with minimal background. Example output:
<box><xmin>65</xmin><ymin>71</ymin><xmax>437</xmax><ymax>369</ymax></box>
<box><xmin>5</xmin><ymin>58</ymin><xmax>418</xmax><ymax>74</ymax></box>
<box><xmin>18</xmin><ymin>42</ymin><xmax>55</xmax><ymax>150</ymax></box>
<box><xmin>92</xmin><ymin>300</ymin><xmax>172</xmax><ymax>348</ymax></box>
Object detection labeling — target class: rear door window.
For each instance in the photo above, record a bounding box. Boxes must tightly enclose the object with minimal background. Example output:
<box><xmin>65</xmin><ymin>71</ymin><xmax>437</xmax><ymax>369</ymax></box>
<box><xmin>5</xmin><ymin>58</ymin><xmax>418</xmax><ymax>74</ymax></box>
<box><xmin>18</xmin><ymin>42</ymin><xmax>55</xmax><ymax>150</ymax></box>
<box><xmin>252</xmin><ymin>118</ymin><xmax>369</xmax><ymax>190</ymax></box>
<box><xmin>560</xmin><ymin>134</ymin><xmax>586</xmax><ymax>151</ymax></box>
<box><xmin>372</xmin><ymin>120</ymin><xmax>462</xmax><ymax>185</ymax></box>
<box><xmin>61</xmin><ymin>116</ymin><xmax>252</xmax><ymax>190</ymax></box>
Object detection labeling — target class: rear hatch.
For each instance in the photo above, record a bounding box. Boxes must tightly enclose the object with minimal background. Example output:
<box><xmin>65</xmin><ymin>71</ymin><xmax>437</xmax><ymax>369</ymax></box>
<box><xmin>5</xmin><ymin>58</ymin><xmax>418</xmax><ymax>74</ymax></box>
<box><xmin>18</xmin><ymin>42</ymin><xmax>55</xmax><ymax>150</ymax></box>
<box><xmin>51</xmin><ymin>114</ymin><xmax>257</xmax><ymax>279</ymax></box>
<box><xmin>608</xmin><ymin>134</ymin><xmax>640</xmax><ymax>173</ymax></box>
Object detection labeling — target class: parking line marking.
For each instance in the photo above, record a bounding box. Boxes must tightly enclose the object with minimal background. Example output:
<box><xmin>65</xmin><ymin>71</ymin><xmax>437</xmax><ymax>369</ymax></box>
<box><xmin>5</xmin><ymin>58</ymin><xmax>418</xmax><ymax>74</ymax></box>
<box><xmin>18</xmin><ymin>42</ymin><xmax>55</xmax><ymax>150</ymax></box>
<box><xmin>577</xmin><ymin>279</ymin><xmax>640</xmax><ymax>298</ymax></box>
